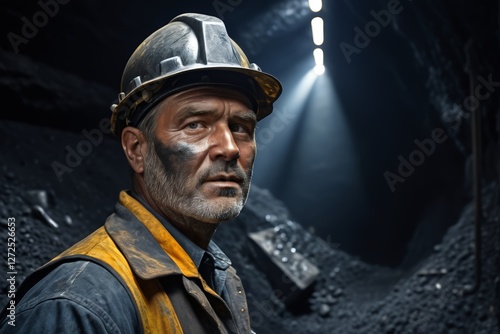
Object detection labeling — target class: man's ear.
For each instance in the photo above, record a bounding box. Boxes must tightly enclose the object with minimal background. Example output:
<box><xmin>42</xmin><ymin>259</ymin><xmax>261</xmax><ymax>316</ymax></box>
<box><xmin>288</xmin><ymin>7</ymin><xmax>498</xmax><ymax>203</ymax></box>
<box><xmin>121</xmin><ymin>127</ymin><xmax>147</xmax><ymax>174</ymax></box>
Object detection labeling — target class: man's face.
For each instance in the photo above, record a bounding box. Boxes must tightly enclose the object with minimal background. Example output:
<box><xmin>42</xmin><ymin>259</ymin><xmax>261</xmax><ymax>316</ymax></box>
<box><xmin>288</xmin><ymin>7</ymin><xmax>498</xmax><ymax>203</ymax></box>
<box><xmin>143</xmin><ymin>86</ymin><xmax>257</xmax><ymax>225</ymax></box>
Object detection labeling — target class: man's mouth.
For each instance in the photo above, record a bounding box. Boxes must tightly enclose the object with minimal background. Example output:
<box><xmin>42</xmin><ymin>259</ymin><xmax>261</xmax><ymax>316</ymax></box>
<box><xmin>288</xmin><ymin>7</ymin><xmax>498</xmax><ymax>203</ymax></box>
<box><xmin>204</xmin><ymin>174</ymin><xmax>243</xmax><ymax>185</ymax></box>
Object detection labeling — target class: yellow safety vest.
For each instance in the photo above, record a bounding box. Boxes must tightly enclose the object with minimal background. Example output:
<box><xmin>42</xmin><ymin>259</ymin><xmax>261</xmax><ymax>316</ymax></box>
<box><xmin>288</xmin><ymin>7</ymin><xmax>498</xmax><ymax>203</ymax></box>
<box><xmin>18</xmin><ymin>191</ymin><xmax>251</xmax><ymax>334</ymax></box>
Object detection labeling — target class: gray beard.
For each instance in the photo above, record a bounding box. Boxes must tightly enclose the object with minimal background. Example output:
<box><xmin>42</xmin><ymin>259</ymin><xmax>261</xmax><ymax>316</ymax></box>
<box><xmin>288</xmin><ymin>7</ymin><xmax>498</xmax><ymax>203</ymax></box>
<box><xmin>143</xmin><ymin>140</ymin><xmax>251</xmax><ymax>224</ymax></box>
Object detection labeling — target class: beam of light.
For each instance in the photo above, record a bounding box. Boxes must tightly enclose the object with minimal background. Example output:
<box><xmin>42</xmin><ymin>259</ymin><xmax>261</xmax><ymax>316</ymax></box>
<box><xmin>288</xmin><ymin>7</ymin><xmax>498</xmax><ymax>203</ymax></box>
<box><xmin>281</xmin><ymin>72</ymin><xmax>367</xmax><ymax>243</ymax></box>
<box><xmin>313</xmin><ymin>48</ymin><xmax>325</xmax><ymax>75</ymax></box>
<box><xmin>311</xmin><ymin>17</ymin><xmax>324</xmax><ymax>45</ymax></box>
<box><xmin>308</xmin><ymin>0</ymin><xmax>322</xmax><ymax>12</ymax></box>
<box><xmin>253</xmin><ymin>54</ymin><xmax>368</xmax><ymax>245</ymax></box>
<box><xmin>255</xmin><ymin>64</ymin><xmax>367</xmax><ymax>249</ymax></box>
<box><xmin>252</xmin><ymin>58</ymin><xmax>320</xmax><ymax>187</ymax></box>
<box><xmin>314</xmin><ymin>64</ymin><xmax>325</xmax><ymax>75</ymax></box>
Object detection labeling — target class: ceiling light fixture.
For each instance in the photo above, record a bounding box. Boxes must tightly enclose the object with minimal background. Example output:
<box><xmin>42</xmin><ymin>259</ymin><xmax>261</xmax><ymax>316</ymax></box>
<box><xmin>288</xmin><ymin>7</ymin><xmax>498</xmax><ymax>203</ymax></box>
<box><xmin>308</xmin><ymin>0</ymin><xmax>322</xmax><ymax>12</ymax></box>
<box><xmin>313</xmin><ymin>48</ymin><xmax>325</xmax><ymax>75</ymax></box>
<box><xmin>311</xmin><ymin>17</ymin><xmax>324</xmax><ymax>46</ymax></box>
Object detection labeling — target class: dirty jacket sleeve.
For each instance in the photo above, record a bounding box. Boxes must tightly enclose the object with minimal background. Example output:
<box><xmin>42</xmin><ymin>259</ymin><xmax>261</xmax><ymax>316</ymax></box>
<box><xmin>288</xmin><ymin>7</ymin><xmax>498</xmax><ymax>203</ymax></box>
<box><xmin>0</xmin><ymin>260</ymin><xmax>139</xmax><ymax>334</ymax></box>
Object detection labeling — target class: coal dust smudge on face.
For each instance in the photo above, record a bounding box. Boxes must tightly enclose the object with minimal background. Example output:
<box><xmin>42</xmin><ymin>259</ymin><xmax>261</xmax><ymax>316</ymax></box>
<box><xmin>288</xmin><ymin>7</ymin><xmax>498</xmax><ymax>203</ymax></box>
<box><xmin>143</xmin><ymin>138</ymin><xmax>252</xmax><ymax>224</ymax></box>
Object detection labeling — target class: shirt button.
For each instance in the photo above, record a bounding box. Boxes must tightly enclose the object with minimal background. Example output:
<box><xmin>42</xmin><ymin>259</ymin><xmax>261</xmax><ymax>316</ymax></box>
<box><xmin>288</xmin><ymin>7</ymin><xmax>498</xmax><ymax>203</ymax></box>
<box><xmin>241</xmin><ymin>308</ymin><xmax>245</xmax><ymax>313</ymax></box>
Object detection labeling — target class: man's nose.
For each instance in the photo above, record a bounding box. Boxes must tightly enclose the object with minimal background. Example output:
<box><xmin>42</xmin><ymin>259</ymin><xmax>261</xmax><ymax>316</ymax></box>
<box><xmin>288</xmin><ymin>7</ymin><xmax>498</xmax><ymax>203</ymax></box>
<box><xmin>209</xmin><ymin>125</ymin><xmax>240</xmax><ymax>161</ymax></box>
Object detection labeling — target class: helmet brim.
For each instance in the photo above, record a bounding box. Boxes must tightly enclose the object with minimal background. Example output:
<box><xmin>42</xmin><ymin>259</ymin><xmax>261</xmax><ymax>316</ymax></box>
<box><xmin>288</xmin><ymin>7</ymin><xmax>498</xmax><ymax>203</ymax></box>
<box><xmin>111</xmin><ymin>65</ymin><xmax>282</xmax><ymax>137</ymax></box>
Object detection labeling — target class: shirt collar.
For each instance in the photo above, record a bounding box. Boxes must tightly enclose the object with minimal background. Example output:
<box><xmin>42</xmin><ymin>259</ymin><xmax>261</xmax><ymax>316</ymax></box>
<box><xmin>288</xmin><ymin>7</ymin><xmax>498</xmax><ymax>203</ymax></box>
<box><xmin>129</xmin><ymin>190</ymin><xmax>231</xmax><ymax>271</ymax></box>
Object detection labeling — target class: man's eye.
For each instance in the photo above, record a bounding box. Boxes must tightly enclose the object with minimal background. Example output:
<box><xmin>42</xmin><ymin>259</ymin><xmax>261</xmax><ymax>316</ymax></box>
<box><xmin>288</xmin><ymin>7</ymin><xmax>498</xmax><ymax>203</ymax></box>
<box><xmin>230</xmin><ymin>124</ymin><xmax>247</xmax><ymax>133</ymax></box>
<box><xmin>186</xmin><ymin>122</ymin><xmax>201</xmax><ymax>129</ymax></box>
<box><xmin>232</xmin><ymin>124</ymin><xmax>256</xmax><ymax>136</ymax></box>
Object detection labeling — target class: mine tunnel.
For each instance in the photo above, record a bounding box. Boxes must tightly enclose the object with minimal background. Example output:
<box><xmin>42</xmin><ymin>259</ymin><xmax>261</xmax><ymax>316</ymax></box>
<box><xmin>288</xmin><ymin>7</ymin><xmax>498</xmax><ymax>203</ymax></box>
<box><xmin>1</xmin><ymin>0</ymin><xmax>499</xmax><ymax>333</ymax></box>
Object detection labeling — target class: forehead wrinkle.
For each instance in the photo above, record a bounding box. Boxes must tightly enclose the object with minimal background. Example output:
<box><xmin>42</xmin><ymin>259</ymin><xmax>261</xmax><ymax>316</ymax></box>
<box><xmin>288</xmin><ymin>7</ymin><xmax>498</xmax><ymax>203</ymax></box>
<box><xmin>174</xmin><ymin>103</ymin><xmax>255</xmax><ymax>123</ymax></box>
<box><xmin>176</xmin><ymin>106</ymin><xmax>218</xmax><ymax>119</ymax></box>
<box><xmin>171</xmin><ymin>86</ymin><xmax>253</xmax><ymax>109</ymax></box>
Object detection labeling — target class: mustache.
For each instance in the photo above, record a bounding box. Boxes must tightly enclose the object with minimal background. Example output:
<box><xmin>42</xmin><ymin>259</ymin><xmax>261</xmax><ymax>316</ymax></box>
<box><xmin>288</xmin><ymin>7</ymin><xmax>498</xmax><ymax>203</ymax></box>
<box><xmin>198</xmin><ymin>161</ymin><xmax>249</xmax><ymax>185</ymax></box>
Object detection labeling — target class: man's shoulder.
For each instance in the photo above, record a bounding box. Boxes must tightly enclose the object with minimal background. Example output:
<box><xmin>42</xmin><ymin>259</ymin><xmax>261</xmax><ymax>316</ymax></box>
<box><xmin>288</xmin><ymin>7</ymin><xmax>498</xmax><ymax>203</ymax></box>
<box><xmin>0</xmin><ymin>260</ymin><xmax>139</xmax><ymax>333</ymax></box>
<box><xmin>20</xmin><ymin>260</ymin><xmax>132</xmax><ymax>305</ymax></box>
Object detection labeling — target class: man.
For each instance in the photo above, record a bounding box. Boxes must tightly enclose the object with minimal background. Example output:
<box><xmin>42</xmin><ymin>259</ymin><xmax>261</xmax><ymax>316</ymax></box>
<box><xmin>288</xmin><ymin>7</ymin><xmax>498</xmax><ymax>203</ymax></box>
<box><xmin>0</xmin><ymin>13</ymin><xmax>282</xmax><ymax>333</ymax></box>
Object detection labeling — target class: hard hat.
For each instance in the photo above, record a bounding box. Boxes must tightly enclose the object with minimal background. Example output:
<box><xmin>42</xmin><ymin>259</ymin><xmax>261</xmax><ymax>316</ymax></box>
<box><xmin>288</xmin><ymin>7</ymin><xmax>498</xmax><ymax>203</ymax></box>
<box><xmin>110</xmin><ymin>12</ymin><xmax>283</xmax><ymax>137</ymax></box>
